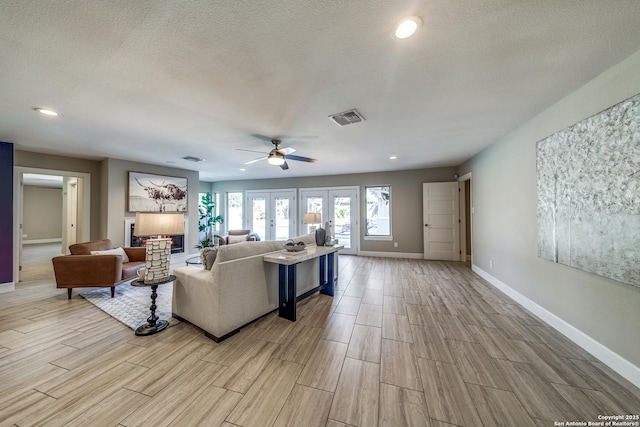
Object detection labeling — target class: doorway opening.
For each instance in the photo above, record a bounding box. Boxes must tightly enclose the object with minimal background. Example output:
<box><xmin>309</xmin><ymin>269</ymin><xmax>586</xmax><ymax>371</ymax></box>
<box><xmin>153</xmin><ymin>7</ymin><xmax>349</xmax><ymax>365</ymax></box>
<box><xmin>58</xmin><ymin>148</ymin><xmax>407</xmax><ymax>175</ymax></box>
<box><xmin>14</xmin><ymin>167</ymin><xmax>91</xmax><ymax>284</ymax></box>
<box><xmin>458</xmin><ymin>173</ymin><xmax>472</xmax><ymax>264</ymax></box>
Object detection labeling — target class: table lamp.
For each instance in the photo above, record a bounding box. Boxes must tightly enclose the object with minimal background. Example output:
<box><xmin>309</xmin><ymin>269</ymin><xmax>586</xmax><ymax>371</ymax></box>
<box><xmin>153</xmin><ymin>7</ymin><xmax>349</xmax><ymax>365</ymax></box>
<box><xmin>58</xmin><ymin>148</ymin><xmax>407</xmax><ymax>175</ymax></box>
<box><xmin>303</xmin><ymin>212</ymin><xmax>325</xmax><ymax>246</ymax></box>
<box><xmin>134</xmin><ymin>212</ymin><xmax>184</xmax><ymax>284</ymax></box>
<box><xmin>303</xmin><ymin>212</ymin><xmax>321</xmax><ymax>231</ymax></box>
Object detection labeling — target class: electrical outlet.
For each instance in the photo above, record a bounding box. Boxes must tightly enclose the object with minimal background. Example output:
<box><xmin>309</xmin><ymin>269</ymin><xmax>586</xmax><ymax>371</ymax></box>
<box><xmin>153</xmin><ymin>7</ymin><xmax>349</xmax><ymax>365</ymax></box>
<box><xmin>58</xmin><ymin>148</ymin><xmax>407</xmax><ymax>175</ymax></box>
<box><xmin>394</xmin><ymin>242</ymin><xmax>398</xmax><ymax>248</ymax></box>
<box><xmin>489</xmin><ymin>260</ymin><xmax>493</xmax><ymax>268</ymax></box>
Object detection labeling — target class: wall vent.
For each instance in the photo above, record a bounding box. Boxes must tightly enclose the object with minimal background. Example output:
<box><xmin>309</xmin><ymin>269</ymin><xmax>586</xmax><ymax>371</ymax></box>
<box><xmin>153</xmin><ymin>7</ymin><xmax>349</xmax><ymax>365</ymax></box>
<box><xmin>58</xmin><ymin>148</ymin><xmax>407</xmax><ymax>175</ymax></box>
<box><xmin>328</xmin><ymin>109</ymin><xmax>365</xmax><ymax>127</ymax></box>
<box><xmin>181</xmin><ymin>156</ymin><xmax>204</xmax><ymax>162</ymax></box>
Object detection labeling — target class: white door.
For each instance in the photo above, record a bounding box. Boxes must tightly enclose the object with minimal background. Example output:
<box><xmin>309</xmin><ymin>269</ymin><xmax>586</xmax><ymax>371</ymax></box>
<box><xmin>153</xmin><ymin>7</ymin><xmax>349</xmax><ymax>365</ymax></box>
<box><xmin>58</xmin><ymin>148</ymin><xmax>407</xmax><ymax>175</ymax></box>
<box><xmin>328</xmin><ymin>189</ymin><xmax>357</xmax><ymax>255</ymax></box>
<box><xmin>248</xmin><ymin>192</ymin><xmax>268</xmax><ymax>240</ymax></box>
<box><xmin>271</xmin><ymin>191</ymin><xmax>295</xmax><ymax>241</ymax></box>
<box><xmin>423</xmin><ymin>182</ymin><xmax>460</xmax><ymax>261</ymax></box>
<box><xmin>300</xmin><ymin>190</ymin><xmax>325</xmax><ymax>234</ymax></box>
<box><xmin>62</xmin><ymin>177</ymin><xmax>78</xmax><ymax>251</ymax></box>
<box><xmin>247</xmin><ymin>190</ymin><xmax>295</xmax><ymax>241</ymax></box>
<box><xmin>300</xmin><ymin>187</ymin><xmax>358</xmax><ymax>255</ymax></box>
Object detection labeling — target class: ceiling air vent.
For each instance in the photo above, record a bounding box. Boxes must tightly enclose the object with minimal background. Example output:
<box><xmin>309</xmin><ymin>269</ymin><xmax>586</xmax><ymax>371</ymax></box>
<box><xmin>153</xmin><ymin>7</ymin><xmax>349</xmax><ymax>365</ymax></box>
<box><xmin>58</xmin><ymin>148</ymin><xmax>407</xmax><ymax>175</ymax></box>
<box><xmin>181</xmin><ymin>156</ymin><xmax>204</xmax><ymax>162</ymax></box>
<box><xmin>328</xmin><ymin>109</ymin><xmax>365</xmax><ymax>127</ymax></box>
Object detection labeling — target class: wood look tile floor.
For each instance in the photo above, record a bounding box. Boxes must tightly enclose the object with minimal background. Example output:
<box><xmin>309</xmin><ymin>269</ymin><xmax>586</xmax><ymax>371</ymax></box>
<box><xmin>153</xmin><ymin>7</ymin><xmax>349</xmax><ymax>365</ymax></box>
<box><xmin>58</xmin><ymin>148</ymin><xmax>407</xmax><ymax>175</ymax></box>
<box><xmin>1</xmin><ymin>247</ymin><xmax>639</xmax><ymax>426</ymax></box>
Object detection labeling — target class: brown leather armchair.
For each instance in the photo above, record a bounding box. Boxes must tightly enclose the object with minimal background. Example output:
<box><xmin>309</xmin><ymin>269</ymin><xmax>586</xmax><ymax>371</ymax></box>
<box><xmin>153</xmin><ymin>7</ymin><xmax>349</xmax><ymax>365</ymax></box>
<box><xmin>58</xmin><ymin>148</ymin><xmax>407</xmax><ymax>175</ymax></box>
<box><xmin>214</xmin><ymin>229</ymin><xmax>261</xmax><ymax>245</ymax></box>
<box><xmin>52</xmin><ymin>239</ymin><xmax>146</xmax><ymax>299</ymax></box>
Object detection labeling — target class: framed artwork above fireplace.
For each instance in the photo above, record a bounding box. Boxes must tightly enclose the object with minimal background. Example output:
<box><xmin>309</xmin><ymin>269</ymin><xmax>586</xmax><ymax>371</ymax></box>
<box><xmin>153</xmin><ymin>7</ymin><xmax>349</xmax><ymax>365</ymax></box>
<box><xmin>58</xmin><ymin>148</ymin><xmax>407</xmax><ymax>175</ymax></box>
<box><xmin>128</xmin><ymin>172</ymin><xmax>188</xmax><ymax>212</ymax></box>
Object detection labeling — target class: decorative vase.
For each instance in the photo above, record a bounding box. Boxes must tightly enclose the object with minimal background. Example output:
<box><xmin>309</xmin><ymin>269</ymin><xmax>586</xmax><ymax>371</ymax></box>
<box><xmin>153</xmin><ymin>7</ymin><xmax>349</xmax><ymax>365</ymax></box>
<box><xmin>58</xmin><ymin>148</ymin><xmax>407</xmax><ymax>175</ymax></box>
<box><xmin>324</xmin><ymin>221</ymin><xmax>332</xmax><ymax>245</ymax></box>
<box><xmin>315</xmin><ymin>227</ymin><xmax>326</xmax><ymax>246</ymax></box>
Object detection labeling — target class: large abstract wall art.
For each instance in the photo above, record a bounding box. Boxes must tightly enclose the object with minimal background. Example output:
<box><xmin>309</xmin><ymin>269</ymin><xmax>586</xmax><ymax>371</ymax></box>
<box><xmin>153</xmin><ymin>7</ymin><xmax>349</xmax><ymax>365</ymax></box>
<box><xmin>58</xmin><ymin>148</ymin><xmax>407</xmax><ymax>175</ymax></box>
<box><xmin>537</xmin><ymin>93</ymin><xmax>640</xmax><ymax>287</ymax></box>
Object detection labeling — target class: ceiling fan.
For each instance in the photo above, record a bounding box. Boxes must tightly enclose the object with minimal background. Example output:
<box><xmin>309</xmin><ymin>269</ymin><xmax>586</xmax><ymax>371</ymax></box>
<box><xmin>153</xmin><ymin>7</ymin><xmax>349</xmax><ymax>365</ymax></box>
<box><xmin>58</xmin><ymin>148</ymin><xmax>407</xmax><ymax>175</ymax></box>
<box><xmin>237</xmin><ymin>138</ymin><xmax>317</xmax><ymax>170</ymax></box>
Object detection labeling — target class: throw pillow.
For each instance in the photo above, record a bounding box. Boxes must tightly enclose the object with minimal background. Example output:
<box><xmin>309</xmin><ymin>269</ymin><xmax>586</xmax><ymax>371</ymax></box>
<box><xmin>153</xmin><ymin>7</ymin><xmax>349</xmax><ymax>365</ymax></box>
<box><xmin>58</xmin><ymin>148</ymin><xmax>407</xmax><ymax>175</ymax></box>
<box><xmin>227</xmin><ymin>234</ymin><xmax>248</xmax><ymax>244</ymax></box>
<box><xmin>90</xmin><ymin>247</ymin><xmax>130</xmax><ymax>263</ymax></box>
<box><xmin>200</xmin><ymin>247</ymin><xmax>218</xmax><ymax>270</ymax></box>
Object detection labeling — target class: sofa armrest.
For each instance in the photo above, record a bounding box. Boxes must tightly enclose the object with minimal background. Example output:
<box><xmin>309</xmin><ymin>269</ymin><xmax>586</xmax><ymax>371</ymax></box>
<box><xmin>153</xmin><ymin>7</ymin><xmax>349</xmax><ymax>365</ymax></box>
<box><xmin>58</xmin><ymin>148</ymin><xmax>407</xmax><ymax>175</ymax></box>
<box><xmin>123</xmin><ymin>246</ymin><xmax>146</xmax><ymax>262</ymax></box>
<box><xmin>52</xmin><ymin>255</ymin><xmax>122</xmax><ymax>287</ymax></box>
<box><xmin>173</xmin><ymin>267</ymin><xmax>220</xmax><ymax>334</ymax></box>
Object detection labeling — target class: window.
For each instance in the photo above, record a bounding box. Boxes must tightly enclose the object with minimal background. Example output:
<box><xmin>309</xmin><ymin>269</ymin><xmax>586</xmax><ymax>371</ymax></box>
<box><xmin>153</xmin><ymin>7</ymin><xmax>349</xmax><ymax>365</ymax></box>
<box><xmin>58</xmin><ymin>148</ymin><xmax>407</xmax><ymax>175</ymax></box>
<box><xmin>365</xmin><ymin>186</ymin><xmax>391</xmax><ymax>238</ymax></box>
<box><xmin>198</xmin><ymin>192</ymin><xmax>209</xmax><ymax>242</ymax></box>
<box><xmin>214</xmin><ymin>192</ymin><xmax>221</xmax><ymax>233</ymax></box>
<box><xmin>226</xmin><ymin>192</ymin><xmax>243</xmax><ymax>230</ymax></box>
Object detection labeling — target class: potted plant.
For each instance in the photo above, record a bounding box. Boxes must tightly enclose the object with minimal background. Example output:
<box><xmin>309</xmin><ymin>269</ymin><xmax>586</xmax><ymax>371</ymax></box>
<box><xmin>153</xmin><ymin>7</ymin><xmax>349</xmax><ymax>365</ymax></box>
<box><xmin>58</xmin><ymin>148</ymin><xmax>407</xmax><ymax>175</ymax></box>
<box><xmin>196</xmin><ymin>193</ymin><xmax>224</xmax><ymax>248</ymax></box>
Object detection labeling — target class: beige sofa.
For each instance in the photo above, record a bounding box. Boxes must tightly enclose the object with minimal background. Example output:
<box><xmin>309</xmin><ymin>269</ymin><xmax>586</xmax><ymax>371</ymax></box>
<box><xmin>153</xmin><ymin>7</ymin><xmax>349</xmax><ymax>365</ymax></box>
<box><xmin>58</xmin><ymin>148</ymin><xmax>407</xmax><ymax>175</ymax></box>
<box><xmin>172</xmin><ymin>234</ymin><xmax>319</xmax><ymax>341</ymax></box>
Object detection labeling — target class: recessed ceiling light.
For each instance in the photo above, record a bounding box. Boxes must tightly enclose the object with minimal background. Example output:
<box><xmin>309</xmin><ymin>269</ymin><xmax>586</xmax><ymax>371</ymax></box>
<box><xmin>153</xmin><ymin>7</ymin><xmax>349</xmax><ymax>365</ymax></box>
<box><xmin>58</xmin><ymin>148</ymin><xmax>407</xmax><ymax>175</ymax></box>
<box><xmin>34</xmin><ymin>108</ymin><xmax>59</xmax><ymax>116</ymax></box>
<box><xmin>389</xmin><ymin>155</ymin><xmax>397</xmax><ymax>160</ymax></box>
<box><xmin>393</xmin><ymin>16</ymin><xmax>422</xmax><ymax>40</ymax></box>
<box><xmin>239</xmin><ymin>168</ymin><xmax>246</xmax><ymax>172</ymax></box>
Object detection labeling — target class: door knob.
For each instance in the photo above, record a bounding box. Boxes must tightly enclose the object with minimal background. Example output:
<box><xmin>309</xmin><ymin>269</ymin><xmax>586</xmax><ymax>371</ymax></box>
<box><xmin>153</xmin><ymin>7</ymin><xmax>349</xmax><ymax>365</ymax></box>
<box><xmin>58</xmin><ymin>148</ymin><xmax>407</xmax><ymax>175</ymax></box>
<box><xmin>424</xmin><ymin>224</ymin><xmax>428</xmax><ymax>227</ymax></box>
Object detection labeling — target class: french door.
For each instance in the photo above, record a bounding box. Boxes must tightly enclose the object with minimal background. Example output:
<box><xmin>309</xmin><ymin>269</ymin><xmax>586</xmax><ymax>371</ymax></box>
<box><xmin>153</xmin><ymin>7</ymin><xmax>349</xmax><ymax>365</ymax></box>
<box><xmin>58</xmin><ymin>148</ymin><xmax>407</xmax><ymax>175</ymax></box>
<box><xmin>300</xmin><ymin>187</ymin><xmax>358</xmax><ymax>255</ymax></box>
<box><xmin>247</xmin><ymin>190</ymin><xmax>296</xmax><ymax>241</ymax></box>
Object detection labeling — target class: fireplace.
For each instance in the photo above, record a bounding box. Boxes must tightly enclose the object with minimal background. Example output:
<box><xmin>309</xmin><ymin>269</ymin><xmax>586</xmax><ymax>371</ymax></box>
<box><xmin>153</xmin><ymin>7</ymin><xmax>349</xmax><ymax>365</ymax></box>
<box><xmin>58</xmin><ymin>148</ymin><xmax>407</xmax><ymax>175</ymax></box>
<box><xmin>125</xmin><ymin>218</ymin><xmax>187</xmax><ymax>254</ymax></box>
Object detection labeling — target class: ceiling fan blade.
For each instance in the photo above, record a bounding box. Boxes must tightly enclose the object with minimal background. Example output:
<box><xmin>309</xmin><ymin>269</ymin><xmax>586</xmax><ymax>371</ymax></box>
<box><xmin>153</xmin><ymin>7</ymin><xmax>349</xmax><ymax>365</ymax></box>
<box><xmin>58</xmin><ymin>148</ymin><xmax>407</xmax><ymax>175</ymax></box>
<box><xmin>244</xmin><ymin>156</ymin><xmax>267</xmax><ymax>165</ymax></box>
<box><xmin>280</xmin><ymin>161</ymin><xmax>289</xmax><ymax>170</ymax></box>
<box><xmin>285</xmin><ymin>154</ymin><xmax>317</xmax><ymax>163</ymax></box>
<box><xmin>250</xmin><ymin>134</ymin><xmax>274</xmax><ymax>142</ymax></box>
<box><xmin>276</xmin><ymin>147</ymin><xmax>296</xmax><ymax>155</ymax></box>
<box><xmin>237</xmin><ymin>148</ymin><xmax>268</xmax><ymax>155</ymax></box>
<box><xmin>251</xmin><ymin>134</ymin><xmax>283</xmax><ymax>148</ymax></box>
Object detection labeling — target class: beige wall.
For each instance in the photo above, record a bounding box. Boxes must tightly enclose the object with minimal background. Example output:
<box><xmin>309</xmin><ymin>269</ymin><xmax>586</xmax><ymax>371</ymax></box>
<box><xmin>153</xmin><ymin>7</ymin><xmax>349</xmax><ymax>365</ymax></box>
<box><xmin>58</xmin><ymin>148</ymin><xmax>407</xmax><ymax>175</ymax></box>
<box><xmin>14</xmin><ymin>150</ymin><xmax>102</xmax><ymax>240</ymax></box>
<box><xmin>102</xmin><ymin>159</ymin><xmax>200</xmax><ymax>251</ymax></box>
<box><xmin>14</xmin><ymin>152</ymin><xmax>200</xmax><ymax>251</ymax></box>
<box><xmin>210</xmin><ymin>167</ymin><xmax>458</xmax><ymax>254</ymax></box>
<box><xmin>458</xmin><ymin>49</ymin><xmax>640</xmax><ymax>368</ymax></box>
<box><xmin>23</xmin><ymin>186</ymin><xmax>62</xmax><ymax>241</ymax></box>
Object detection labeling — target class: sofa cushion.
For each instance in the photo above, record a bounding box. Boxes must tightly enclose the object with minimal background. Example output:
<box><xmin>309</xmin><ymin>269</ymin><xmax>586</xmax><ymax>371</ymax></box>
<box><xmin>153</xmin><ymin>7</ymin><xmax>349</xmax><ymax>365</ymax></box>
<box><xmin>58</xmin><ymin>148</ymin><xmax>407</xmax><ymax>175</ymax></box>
<box><xmin>69</xmin><ymin>239</ymin><xmax>114</xmax><ymax>255</ymax></box>
<box><xmin>295</xmin><ymin>233</ymin><xmax>315</xmax><ymax>245</ymax></box>
<box><xmin>227</xmin><ymin>234</ymin><xmax>248</xmax><ymax>244</ymax></box>
<box><xmin>200</xmin><ymin>247</ymin><xmax>218</xmax><ymax>270</ymax></box>
<box><xmin>215</xmin><ymin>240</ymin><xmax>282</xmax><ymax>264</ymax></box>
<box><xmin>90</xmin><ymin>247</ymin><xmax>130</xmax><ymax>263</ymax></box>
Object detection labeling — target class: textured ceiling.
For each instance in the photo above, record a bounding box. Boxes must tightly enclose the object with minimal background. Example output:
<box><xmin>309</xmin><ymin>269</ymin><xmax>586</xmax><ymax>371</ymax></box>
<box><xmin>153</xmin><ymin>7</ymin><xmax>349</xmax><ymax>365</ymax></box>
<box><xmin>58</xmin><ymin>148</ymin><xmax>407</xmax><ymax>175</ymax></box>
<box><xmin>1</xmin><ymin>1</ymin><xmax>640</xmax><ymax>182</ymax></box>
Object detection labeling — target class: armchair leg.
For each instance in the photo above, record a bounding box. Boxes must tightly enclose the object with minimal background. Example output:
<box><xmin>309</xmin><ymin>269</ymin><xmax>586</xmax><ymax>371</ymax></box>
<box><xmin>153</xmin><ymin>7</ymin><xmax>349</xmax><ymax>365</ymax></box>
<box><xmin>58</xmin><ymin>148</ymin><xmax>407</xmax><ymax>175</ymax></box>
<box><xmin>67</xmin><ymin>288</ymin><xmax>72</xmax><ymax>299</ymax></box>
<box><xmin>111</xmin><ymin>287</ymin><xmax>115</xmax><ymax>298</ymax></box>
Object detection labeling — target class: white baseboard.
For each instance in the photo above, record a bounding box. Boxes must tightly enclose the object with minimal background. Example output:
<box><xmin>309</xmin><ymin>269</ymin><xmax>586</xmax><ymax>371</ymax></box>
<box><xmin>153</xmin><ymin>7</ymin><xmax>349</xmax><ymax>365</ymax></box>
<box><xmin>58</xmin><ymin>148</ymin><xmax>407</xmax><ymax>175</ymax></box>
<box><xmin>358</xmin><ymin>251</ymin><xmax>423</xmax><ymax>259</ymax></box>
<box><xmin>23</xmin><ymin>238</ymin><xmax>62</xmax><ymax>245</ymax></box>
<box><xmin>472</xmin><ymin>265</ymin><xmax>640</xmax><ymax>389</ymax></box>
<box><xmin>0</xmin><ymin>282</ymin><xmax>15</xmax><ymax>293</ymax></box>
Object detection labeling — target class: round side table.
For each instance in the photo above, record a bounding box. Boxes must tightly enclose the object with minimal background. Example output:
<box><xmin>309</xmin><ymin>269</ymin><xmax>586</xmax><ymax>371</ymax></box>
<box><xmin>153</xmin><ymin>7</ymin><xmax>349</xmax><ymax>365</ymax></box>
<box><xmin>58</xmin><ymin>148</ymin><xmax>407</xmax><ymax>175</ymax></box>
<box><xmin>185</xmin><ymin>256</ymin><xmax>202</xmax><ymax>267</ymax></box>
<box><xmin>131</xmin><ymin>275</ymin><xmax>176</xmax><ymax>336</ymax></box>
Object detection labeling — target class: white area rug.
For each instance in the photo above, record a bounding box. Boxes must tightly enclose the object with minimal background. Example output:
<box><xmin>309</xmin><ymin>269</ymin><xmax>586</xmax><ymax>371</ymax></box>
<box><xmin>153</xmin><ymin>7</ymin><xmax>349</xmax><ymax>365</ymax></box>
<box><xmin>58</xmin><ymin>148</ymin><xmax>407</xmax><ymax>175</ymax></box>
<box><xmin>80</xmin><ymin>282</ymin><xmax>179</xmax><ymax>330</ymax></box>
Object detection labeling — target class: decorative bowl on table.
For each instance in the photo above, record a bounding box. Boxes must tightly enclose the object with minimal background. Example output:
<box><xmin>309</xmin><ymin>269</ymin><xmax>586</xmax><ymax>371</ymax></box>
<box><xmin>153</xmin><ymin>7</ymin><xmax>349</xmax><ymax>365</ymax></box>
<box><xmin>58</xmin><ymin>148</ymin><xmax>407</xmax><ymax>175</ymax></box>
<box><xmin>283</xmin><ymin>240</ymin><xmax>306</xmax><ymax>252</ymax></box>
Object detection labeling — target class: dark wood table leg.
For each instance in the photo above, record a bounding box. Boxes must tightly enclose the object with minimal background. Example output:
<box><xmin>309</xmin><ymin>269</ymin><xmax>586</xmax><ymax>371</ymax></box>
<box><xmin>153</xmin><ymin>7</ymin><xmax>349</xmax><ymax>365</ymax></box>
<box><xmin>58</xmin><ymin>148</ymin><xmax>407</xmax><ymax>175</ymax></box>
<box><xmin>135</xmin><ymin>284</ymin><xmax>169</xmax><ymax>336</ymax></box>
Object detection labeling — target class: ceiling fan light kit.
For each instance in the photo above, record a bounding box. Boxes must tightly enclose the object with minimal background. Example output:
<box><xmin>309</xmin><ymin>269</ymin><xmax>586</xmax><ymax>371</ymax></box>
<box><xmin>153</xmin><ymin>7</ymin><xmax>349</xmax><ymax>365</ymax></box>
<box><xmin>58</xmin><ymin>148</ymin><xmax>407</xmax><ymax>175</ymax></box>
<box><xmin>238</xmin><ymin>138</ymin><xmax>317</xmax><ymax>170</ymax></box>
<box><xmin>267</xmin><ymin>152</ymin><xmax>285</xmax><ymax>166</ymax></box>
